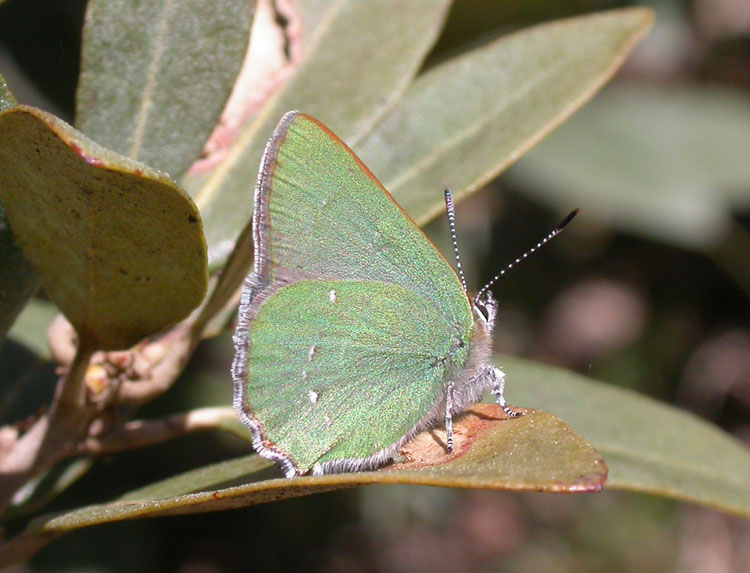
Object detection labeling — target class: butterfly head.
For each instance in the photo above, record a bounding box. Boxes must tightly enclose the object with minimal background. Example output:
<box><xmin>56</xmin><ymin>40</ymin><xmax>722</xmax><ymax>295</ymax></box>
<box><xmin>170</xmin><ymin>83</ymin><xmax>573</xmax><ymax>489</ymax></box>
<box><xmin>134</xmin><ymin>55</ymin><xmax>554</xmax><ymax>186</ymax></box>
<box><xmin>472</xmin><ymin>289</ymin><xmax>498</xmax><ymax>331</ymax></box>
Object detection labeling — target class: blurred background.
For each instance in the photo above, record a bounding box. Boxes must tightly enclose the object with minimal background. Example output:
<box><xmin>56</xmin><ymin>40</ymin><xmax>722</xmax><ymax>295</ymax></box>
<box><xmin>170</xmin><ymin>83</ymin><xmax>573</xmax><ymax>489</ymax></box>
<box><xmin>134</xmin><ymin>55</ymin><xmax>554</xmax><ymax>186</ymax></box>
<box><xmin>0</xmin><ymin>0</ymin><xmax>748</xmax><ymax>571</ymax></box>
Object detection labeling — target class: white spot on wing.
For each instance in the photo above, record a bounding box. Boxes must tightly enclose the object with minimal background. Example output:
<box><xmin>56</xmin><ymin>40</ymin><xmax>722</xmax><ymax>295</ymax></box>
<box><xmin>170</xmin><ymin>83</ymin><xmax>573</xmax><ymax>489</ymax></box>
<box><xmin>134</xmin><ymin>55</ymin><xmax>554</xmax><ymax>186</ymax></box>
<box><xmin>308</xmin><ymin>345</ymin><xmax>316</xmax><ymax>362</ymax></box>
<box><xmin>324</xmin><ymin>415</ymin><xmax>332</xmax><ymax>427</ymax></box>
<box><xmin>329</xmin><ymin>289</ymin><xmax>337</xmax><ymax>303</ymax></box>
<box><xmin>302</xmin><ymin>370</ymin><xmax>307</xmax><ymax>380</ymax></box>
<box><xmin>308</xmin><ymin>390</ymin><xmax>319</xmax><ymax>404</ymax></box>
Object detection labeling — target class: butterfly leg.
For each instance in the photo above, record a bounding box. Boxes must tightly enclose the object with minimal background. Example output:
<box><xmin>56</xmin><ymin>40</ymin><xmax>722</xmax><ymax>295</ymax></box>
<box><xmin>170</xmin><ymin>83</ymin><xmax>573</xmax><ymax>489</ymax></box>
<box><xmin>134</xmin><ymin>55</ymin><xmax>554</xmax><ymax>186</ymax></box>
<box><xmin>445</xmin><ymin>380</ymin><xmax>456</xmax><ymax>452</ymax></box>
<box><xmin>490</xmin><ymin>367</ymin><xmax>519</xmax><ymax>418</ymax></box>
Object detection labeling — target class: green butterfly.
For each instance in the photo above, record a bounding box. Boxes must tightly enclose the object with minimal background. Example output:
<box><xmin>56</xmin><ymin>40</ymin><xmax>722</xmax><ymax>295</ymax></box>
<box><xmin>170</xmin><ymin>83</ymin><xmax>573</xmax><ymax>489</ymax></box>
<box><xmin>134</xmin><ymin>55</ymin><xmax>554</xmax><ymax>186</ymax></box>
<box><xmin>232</xmin><ymin>111</ymin><xmax>575</xmax><ymax>477</ymax></box>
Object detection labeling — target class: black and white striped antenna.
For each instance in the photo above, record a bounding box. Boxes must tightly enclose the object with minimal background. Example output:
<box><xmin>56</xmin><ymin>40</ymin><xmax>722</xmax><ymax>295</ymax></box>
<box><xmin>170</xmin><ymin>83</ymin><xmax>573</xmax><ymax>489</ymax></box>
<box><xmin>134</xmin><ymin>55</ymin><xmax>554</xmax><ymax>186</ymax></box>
<box><xmin>474</xmin><ymin>208</ymin><xmax>580</xmax><ymax>303</ymax></box>
<box><xmin>443</xmin><ymin>189</ymin><xmax>468</xmax><ymax>292</ymax></box>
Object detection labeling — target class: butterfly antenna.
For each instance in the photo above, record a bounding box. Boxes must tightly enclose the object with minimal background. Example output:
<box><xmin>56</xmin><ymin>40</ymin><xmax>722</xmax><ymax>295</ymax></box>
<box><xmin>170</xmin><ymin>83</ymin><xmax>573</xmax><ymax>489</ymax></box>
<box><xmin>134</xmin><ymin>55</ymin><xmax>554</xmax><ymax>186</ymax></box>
<box><xmin>444</xmin><ymin>189</ymin><xmax>468</xmax><ymax>292</ymax></box>
<box><xmin>475</xmin><ymin>208</ymin><xmax>580</xmax><ymax>302</ymax></box>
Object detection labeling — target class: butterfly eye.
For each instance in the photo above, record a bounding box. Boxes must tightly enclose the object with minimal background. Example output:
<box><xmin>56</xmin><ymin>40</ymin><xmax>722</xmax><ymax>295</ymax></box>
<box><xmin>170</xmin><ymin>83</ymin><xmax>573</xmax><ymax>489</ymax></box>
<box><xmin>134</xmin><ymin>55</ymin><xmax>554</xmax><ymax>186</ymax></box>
<box><xmin>474</xmin><ymin>298</ymin><xmax>490</xmax><ymax>322</ymax></box>
<box><xmin>473</xmin><ymin>290</ymin><xmax>498</xmax><ymax>329</ymax></box>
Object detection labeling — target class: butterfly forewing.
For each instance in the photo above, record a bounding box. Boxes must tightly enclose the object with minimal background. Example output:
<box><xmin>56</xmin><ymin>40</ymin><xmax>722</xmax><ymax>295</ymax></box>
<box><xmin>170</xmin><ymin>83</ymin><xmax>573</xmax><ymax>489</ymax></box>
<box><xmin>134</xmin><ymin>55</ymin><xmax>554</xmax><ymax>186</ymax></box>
<box><xmin>255</xmin><ymin>112</ymin><xmax>471</xmax><ymax>330</ymax></box>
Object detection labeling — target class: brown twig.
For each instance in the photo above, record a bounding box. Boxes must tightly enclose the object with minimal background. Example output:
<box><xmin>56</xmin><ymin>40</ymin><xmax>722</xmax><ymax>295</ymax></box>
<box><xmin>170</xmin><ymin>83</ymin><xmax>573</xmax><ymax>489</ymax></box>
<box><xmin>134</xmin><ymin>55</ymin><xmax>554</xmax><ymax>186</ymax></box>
<box><xmin>0</xmin><ymin>341</ymin><xmax>95</xmax><ymax>516</ymax></box>
<box><xmin>0</xmin><ymin>237</ymin><xmax>247</xmax><ymax>559</ymax></box>
<box><xmin>0</xmin><ymin>407</ymin><xmax>237</xmax><ymax>566</ymax></box>
<box><xmin>78</xmin><ymin>407</ymin><xmax>236</xmax><ymax>455</ymax></box>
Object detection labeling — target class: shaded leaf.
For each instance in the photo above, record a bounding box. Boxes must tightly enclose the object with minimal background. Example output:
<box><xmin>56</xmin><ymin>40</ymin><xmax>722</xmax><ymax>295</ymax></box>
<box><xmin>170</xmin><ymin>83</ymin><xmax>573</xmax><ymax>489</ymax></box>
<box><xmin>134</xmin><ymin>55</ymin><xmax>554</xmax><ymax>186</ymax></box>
<box><xmin>6</xmin><ymin>458</ymin><xmax>94</xmax><ymax>519</ymax></box>
<box><xmin>12</xmin><ymin>358</ymin><xmax>750</xmax><ymax>559</ymax></box>
<box><xmin>354</xmin><ymin>7</ymin><xmax>654</xmax><ymax>225</ymax></box>
<box><xmin>118</xmin><ymin>455</ymin><xmax>273</xmax><ymax>502</ymax></box>
<box><xmin>0</xmin><ymin>74</ymin><xmax>38</xmax><ymax>350</ymax></box>
<box><xmin>506</xmin><ymin>84</ymin><xmax>750</xmax><ymax>249</ymax></box>
<box><xmin>501</xmin><ymin>356</ymin><xmax>750</xmax><ymax>517</ymax></box>
<box><xmin>188</xmin><ymin>0</ymin><xmax>451</xmax><ymax>266</ymax></box>
<box><xmin>0</xmin><ymin>105</ymin><xmax>207</xmax><ymax>350</ymax></box>
<box><xmin>25</xmin><ymin>405</ymin><xmax>603</xmax><ymax>535</ymax></box>
<box><xmin>0</xmin><ymin>209</ymin><xmax>39</xmax><ymax>351</ymax></box>
<box><xmin>6</xmin><ymin>299</ymin><xmax>56</xmax><ymax>360</ymax></box>
<box><xmin>0</xmin><ymin>73</ymin><xmax>16</xmax><ymax>111</ymax></box>
<box><xmin>76</xmin><ymin>0</ymin><xmax>254</xmax><ymax>179</ymax></box>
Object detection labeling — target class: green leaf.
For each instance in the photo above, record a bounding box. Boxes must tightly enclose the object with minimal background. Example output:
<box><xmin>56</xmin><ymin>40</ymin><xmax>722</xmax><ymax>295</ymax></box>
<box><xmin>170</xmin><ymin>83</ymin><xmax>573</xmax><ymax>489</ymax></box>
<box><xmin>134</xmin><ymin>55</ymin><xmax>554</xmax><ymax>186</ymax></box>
<box><xmin>117</xmin><ymin>455</ymin><xmax>273</xmax><ymax>502</ymax></box>
<box><xmin>0</xmin><ymin>74</ymin><xmax>38</xmax><ymax>350</ymax></box>
<box><xmin>6</xmin><ymin>458</ymin><xmax>94</xmax><ymax>519</ymax></box>
<box><xmin>0</xmin><ymin>207</ymin><xmax>39</xmax><ymax>351</ymax></box>
<box><xmin>0</xmin><ymin>106</ymin><xmax>207</xmax><ymax>350</ymax></box>
<box><xmin>354</xmin><ymin>7</ymin><xmax>654</xmax><ymax>225</ymax></box>
<box><xmin>506</xmin><ymin>84</ymin><xmax>750</xmax><ymax>249</ymax></box>
<box><xmin>187</xmin><ymin>0</ymin><xmax>451</xmax><ymax>265</ymax></box>
<box><xmin>23</xmin><ymin>405</ymin><xmax>603</xmax><ymax>536</ymax></box>
<box><xmin>76</xmin><ymin>0</ymin><xmax>254</xmax><ymax>179</ymax></box>
<box><xmin>501</xmin><ymin>356</ymin><xmax>750</xmax><ymax>517</ymax></box>
<box><xmin>6</xmin><ymin>299</ymin><xmax>56</xmax><ymax>359</ymax></box>
<box><xmin>0</xmin><ymin>74</ymin><xmax>16</xmax><ymax>111</ymax></box>
<box><xmin>11</xmin><ymin>358</ymin><xmax>750</xmax><ymax>558</ymax></box>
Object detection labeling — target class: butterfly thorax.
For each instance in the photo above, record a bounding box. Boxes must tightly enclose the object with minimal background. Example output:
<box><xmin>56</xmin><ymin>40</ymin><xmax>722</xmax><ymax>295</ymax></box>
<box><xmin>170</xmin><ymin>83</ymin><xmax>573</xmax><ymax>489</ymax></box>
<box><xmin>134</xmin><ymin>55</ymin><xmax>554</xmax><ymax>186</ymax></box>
<box><xmin>437</xmin><ymin>292</ymin><xmax>498</xmax><ymax>413</ymax></box>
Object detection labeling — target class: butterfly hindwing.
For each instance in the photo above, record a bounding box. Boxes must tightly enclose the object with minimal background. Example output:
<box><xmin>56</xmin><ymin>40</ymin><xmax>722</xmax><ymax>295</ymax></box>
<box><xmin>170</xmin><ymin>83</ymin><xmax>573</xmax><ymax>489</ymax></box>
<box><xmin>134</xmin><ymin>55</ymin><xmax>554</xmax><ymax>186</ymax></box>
<box><xmin>243</xmin><ymin>279</ymin><xmax>470</xmax><ymax>474</ymax></box>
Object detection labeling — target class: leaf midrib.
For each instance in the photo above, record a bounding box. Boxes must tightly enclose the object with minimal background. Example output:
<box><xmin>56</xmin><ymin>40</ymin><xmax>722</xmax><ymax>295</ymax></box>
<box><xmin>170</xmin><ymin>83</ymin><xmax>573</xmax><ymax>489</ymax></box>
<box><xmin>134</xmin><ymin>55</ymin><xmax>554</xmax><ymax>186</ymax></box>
<box><xmin>128</xmin><ymin>0</ymin><xmax>174</xmax><ymax>161</ymax></box>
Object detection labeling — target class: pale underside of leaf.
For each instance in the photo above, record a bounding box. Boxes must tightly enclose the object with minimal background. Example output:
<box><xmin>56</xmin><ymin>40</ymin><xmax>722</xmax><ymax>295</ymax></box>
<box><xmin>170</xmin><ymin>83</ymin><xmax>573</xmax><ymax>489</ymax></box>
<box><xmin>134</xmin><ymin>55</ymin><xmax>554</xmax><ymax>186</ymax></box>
<box><xmin>76</xmin><ymin>0</ymin><xmax>254</xmax><ymax>179</ymax></box>
<box><xmin>354</xmin><ymin>7</ymin><xmax>654</xmax><ymax>227</ymax></box>
<box><xmin>186</xmin><ymin>0</ymin><xmax>451</xmax><ymax>266</ymax></box>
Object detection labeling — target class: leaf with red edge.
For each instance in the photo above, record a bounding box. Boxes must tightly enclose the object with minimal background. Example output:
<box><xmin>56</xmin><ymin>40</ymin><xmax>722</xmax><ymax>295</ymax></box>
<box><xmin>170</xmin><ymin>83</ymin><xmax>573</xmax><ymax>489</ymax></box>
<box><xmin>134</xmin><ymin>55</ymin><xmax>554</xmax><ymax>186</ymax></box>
<box><xmin>0</xmin><ymin>106</ymin><xmax>207</xmax><ymax>350</ymax></box>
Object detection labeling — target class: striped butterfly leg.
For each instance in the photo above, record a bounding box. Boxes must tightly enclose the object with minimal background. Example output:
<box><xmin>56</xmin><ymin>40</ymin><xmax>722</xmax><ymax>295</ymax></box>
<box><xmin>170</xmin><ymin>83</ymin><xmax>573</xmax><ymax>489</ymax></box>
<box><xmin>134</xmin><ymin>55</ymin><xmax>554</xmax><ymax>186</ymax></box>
<box><xmin>489</xmin><ymin>366</ymin><xmax>519</xmax><ymax>418</ymax></box>
<box><xmin>445</xmin><ymin>380</ymin><xmax>456</xmax><ymax>452</ymax></box>
<box><xmin>443</xmin><ymin>366</ymin><xmax>520</xmax><ymax>453</ymax></box>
